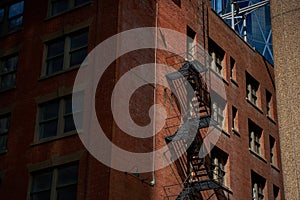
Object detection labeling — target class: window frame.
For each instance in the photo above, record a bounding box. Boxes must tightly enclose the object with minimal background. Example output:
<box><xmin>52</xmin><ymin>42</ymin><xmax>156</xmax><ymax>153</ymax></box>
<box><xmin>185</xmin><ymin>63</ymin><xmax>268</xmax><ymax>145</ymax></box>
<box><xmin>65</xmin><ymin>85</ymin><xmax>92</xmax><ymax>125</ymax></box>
<box><xmin>0</xmin><ymin>54</ymin><xmax>18</xmax><ymax>91</ymax></box>
<box><xmin>211</xmin><ymin>147</ymin><xmax>228</xmax><ymax>186</ymax></box>
<box><xmin>30</xmin><ymin>162</ymin><xmax>79</xmax><ymax>200</ymax></box>
<box><xmin>266</xmin><ymin>90</ymin><xmax>273</xmax><ymax>118</ymax></box>
<box><xmin>269</xmin><ymin>135</ymin><xmax>276</xmax><ymax>165</ymax></box>
<box><xmin>48</xmin><ymin>0</ymin><xmax>91</xmax><ymax>17</ymax></box>
<box><xmin>209</xmin><ymin>39</ymin><xmax>225</xmax><ymax>77</ymax></box>
<box><xmin>249</xmin><ymin>120</ymin><xmax>263</xmax><ymax>156</ymax></box>
<box><xmin>0</xmin><ymin>113</ymin><xmax>10</xmax><ymax>152</ymax></box>
<box><xmin>0</xmin><ymin>1</ymin><xmax>24</xmax><ymax>36</ymax></box>
<box><xmin>232</xmin><ymin>105</ymin><xmax>238</xmax><ymax>132</ymax></box>
<box><xmin>211</xmin><ymin>92</ymin><xmax>226</xmax><ymax>129</ymax></box>
<box><xmin>246</xmin><ymin>72</ymin><xmax>260</xmax><ymax>107</ymax></box>
<box><xmin>43</xmin><ymin>28</ymin><xmax>89</xmax><ymax>77</ymax></box>
<box><xmin>251</xmin><ymin>171</ymin><xmax>266</xmax><ymax>200</ymax></box>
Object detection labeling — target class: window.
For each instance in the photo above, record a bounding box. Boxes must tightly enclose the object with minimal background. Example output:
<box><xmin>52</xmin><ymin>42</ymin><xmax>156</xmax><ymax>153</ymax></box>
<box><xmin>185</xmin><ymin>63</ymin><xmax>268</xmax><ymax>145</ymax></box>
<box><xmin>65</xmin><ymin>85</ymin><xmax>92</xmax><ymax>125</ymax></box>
<box><xmin>38</xmin><ymin>94</ymin><xmax>83</xmax><ymax>140</ymax></box>
<box><xmin>211</xmin><ymin>147</ymin><xmax>228</xmax><ymax>186</ymax></box>
<box><xmin>45</xmin><ymin>29</ymin><xmax>88</xmax><ymax>76</ymax></box>
<box><xmin>249</xmin><ymin>120</ymin><xmax>263</xmax><ymax>155</ymax></box>
<box><xmin>0</xmin><ymin>1</ymin><xmax>24</xmax><ymax>35</ymax></box>
<box><xmin>232</xmin><ymin>106</ymin><xmax>238</xmax><ymax>131</ymax></box>
<box><xmin>273</xmin><ymin>185</ymin><xmax>280</xmax><ymax>200</ymax></box>
<box><xmin>209</xmin><ymin>39</ymin><xmax>225</xmax><ymax>76</ymax></box>
<box><xmin>211</xmin><ymin>92</ymin><xmax>226</xmax><ymax>128</ymax></box>
<box><xmin>187</xmin><ymin>26</ymin><xmax>196</xmax><ymax>61</ymax></box>
<box><xmin>251</xmin><ymin>171</ymin><xmax>266</xmax><ymax>200</ymax></box>
<box><xmin>230</xmin><ymin>57</ymin><xmax>236</xmax><ymax>81</ymax></box>
<box><xmin>269</xmin><ymin>135</ymin><xmax>276</xmax><ymax>165</ymax></box>
<box><xmin>266</xmin><ymin>90</ymin><xmax>273</xmax><ymax>117</ymax></box>
<box><xmin>0</xmin><ymin>114</ymin><xmax>10</xmax><ymax>151</ymax></box>
<box><xmin>246</xmin><ymin>72</ymin><xmax>260</xmax><ymax>106</ymax></box>
<box><xmin>49</xmin><ymin>0</ymin><xmax>90</xmax><ymax>16</ymax></box>
<box><xmin>172</xmin><ymin>0</ymin><xmax>181</xmax><ymax>7</ymax></box>
<box><xmin>30</xmin><ymin>163</ymin><xmax>78</xmax><ymax>200</ymax></box>
<box><xmin>0</xmin><ymin>55</ymin><xmax>18</xmax><ymax>90</ymax></box>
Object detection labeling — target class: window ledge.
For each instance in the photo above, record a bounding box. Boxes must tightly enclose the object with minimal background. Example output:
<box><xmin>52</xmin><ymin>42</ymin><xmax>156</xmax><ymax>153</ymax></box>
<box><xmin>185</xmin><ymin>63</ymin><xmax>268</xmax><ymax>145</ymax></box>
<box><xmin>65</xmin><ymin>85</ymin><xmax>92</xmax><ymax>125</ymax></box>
<box><xmin>39</xmin><ymin>65</ymin><xmax>80</xmax><ymax>81</ymax></box>
<box><xmin>44</xmin><ymin>2</ymin><xmax>91</xmax><ymax>21</ymax></box>
<box><xmin>210</xmin><ymin>69</ymin><xmax>229</xmax><ymax>85</ymax></box>
<box><xmin>249</xmin><ymin>148</ymin><xmax>267</xmax><ymax>163</ymax></box>
<box><xmin>222</xmin><ymin>129</ymin><xmax>230</xmax><ymax>138</ymax></box>
<box><xmin>0</xmin><ymin>28</ymin><xmax>23</xmax><ymax>39</ymax></box>
<box><xmin>30</xmin><ymin>131</ymin><xmax>77</xmax><ymax>146</ymax></box>
<box><xmin>232</xmin><ymin>128</ymin><xmax>240</xmax><ymax>137</ymax></box>
<box><xmin>271</xmin><ymin>163</ymin><xmax>280</xmax><ymax>172</ymax></box>
<box><xmin>230</xmin><ymin>77</ymin><xmax>239</xmax><ymax>87</ymax></box>
<box><xmin>0</xmin><ymin>86</ymin><xmax>16</xmax><ymax>93</ymax></box>
<box><xmin>246</xmin><ymin>98</ymin><xmax>263</xmax><ymax>114</ymax></box>
<box><xmin>0</xmin><ymin>149</ymin><xmax>8</xmax><ymax>155</ymax></box>
<box><xmin>267</xmin><ymin>115</ymin><xmax>276</xmax><ymax>124</ymax></box>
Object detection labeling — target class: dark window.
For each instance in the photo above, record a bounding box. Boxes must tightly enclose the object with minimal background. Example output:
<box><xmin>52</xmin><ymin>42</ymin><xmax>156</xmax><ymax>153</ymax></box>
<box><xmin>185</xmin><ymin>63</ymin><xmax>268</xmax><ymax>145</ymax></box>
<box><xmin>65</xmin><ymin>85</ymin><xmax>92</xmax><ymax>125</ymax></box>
<box><xmin>0</xmin><ymin>114</ymin><xmax>10</xmax><ymax>151</ymax></box>
<box><xmin>211</xmin><ymin>147</ymin><xmax>228</xmax><ymax>186</ymax></box>
<box><xmin>230</xmin><ymin>57</ymin><xmax>236</xmax><ymax>80</ymax></box>
<box><xmin>251</xmin><ymin>171</ymin><xmax>265</xmax><ymax>200</ymax></box>
<box><xmin>172</xmin><ymin>0</ymin><xmax>181</xmax><ymax>7</ymax></box>
<box><xmin>187</xmin><ymin>26</ymin><xmax>196</xmax><ymax>61</ymax></box>
<box><xmin>50</xmin><ymin>0</ymin><xmax>90</xmax><ymax>16</ymax></box>
<box><xmin>45</xmin><ymin>29</ymin><xmax>88</xmax><ymax>76</ymax></box>
<box><xmin>30</xmin><ymin>163</ymin><xmax>78</xmax><ymax>200</ymax></box>
<box><xmin>0</xmin><ymin>1</ymin><xmax>24</xmax><ymax>35</ymax></box>
<box><xmin>211</xmin><ymin>92</ymin><xmax>226</xmax><ymax>128</ymax></box>
<box><xmin>209</xmin><ymin>39</ymin><xmax>225</xmax><ymax>76</ymax></box>
<box><xmin>249</xmin><ymin>120</ymin><xmax>263</xmax><ymax>155</ymax></box>
<box><xmin>273</xmin><ymin>185</ymin><xmax>280</xmax><ymax>200</ymax></box>
<box><xmin>38</xmin><ymin>94</ymin><xmax>83</xmax><ymax>140</ymax></box>
<box><xmin>0</xmin><ymin>55</ymin><xmax>18</xmax><ymax>90</ymax></box>
<box><xmin>269</xmin><ymin>135</ymin><xmax>276</xmax><ymax>165</ymax></box>
<box><xmin>232</xmin><ymin>106</ymin><xmax>238</xmax><ymax>131</ymax></box>
<box><xmin>246</xmin><ymin>72</ymin><xmax>259</xmax><ymax>106</ymax></box>
<box><xmin>266</xmin><ymin>90</ymin><xmax>272</xmax><ymax>117</ymax></box>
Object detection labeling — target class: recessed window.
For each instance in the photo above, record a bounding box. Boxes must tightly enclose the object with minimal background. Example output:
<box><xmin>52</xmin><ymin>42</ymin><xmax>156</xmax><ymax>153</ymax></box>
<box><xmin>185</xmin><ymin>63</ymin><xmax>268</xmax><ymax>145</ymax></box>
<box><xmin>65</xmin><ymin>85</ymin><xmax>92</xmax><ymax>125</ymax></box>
<box><xmin>187</xmin><ymin>26</ymin><xmax>196</xmax><ymax>61</ymax></box>
<box><xmin>209</xmin><ymin>39</ymin><xmax>225</xmax><ymax>76</ymax></box>
<box><xmin>38</xmin><ymin>94</ymin><xmax>83</xmax><ymax>140</ymax></box>
<box><xmin>211</xmin><ymin>147</ymin><xmax>228</xmax><ymax>186</ymax></box>
<box><xmin>0</xmin><ymin>55</ymin><xmax>18</xmax><ymax>91</ymax></box>
<box><xmin>230</xmin><ymin>57</ymin><xmax>236</xmax><ymax>81</ymax></box>
<box><xmin>0</xmin><ymin>1</ymin><xmax>24</xmax><ymax>35</ymax></box>
<box><xmin>0</xmin><ymin>114</ymin><xmax>10</xmax><ymax>151</ymax></box>
<box><xmin>49</xmin><ymin>0</ymin><xmax>90</xmax><ymax>16</ymax></box>
<box><xmin>211</xmin><ymin>92</ymin><xmax>226</xmax><ymax>128</ymax></box>
<box><xmin>246</xmin><ymin>72</ymin><xmax>260</xmax><ymax>106</ymax></box>
<box><xmin>30</xmin><ymin>163</ymin><xmax>78</xmax><ymax>200</ymax></box>
<box><xmin>266</xmin><ymin>90</ymin><xmax>273</xmax><ymax>117</ymax></box>
<box><xmin>44</xmin><ymin>29</ymin><xmax>88</xmax><ymax>76</ymax></box>
<box><xmin>232</xmin><ymin>106</ymin><xmax>238</xmax><ymax>131</ymax></box>
<box><xmin>269</xmin><ymin>135</ymin><xmax>276</xmax><ymax>165</ymax></box>
<box><xmin>273</xmin><ymin>185</ymin><xmax>280</xmax><ymax>200</ymax></box>
<box><xmin>251</xmin><ymin>171</ymin><xmax>266</xmax><ymax>200</ymax></box>
<box><xmin>172</xmin><ymin>0</ymin><xmax>181</xmax><ymax>7</ymax></box>
<box><xmin>249</xmin><ymin>120</ymin><xmax>263</xmax><ymax>155</ymax></box>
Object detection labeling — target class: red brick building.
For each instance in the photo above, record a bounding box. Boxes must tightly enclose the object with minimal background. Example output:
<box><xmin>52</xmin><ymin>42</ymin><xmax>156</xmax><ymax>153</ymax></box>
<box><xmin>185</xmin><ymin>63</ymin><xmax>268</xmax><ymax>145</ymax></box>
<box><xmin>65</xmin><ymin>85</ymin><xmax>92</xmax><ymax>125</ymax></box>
<box><xmin>0</xmin><ymin>0</ymin><xmax>284</xmax><ymax>199</ymax></box>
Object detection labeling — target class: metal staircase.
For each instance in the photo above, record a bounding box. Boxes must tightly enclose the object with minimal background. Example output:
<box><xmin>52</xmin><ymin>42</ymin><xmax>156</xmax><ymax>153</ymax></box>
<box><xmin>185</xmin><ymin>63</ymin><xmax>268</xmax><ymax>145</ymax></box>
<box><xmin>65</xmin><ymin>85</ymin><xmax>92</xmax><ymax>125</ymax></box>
<box><xmin>164</xmin><ymin>58</ymin><xmax>229</xmax><ymax>200</ymax></box>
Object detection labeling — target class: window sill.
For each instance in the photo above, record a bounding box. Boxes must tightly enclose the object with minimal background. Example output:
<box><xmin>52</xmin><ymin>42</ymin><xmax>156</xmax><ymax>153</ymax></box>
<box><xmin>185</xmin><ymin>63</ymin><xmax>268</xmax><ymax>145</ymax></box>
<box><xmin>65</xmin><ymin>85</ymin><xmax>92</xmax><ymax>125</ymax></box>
<box><xmin>230</xmin><ymin>77</ymin><xmax>238</xmax><ymax>87</ymax></box>
<box><xmin>271</xmin><ymin>163</ymin><xmax>280</xmax><ymax>172</ymax></box>
<box><xmin>0</xmin><ymin>149</ymin><xmax>8</xmax><ymax>155</ymax></box>
<box><xmin>246</xmin><ymin>98</ymin><xmax>263</xmax><ymax>114</ymax></box>
<box><xmin>267</xmin><ymin>115</ymin><xmax>276</xmax><ymax>124</ymax></box>
<box><xmin>232</xmin><ymin>128</ymin><xmax>240</xmax><ymax>137</ymax></box>
<box><xmin>44</xmin><ymin>2</ymin><xmax>92</xmax><ymax>21</ymax></box>
<box><xmin>0</xmin><ymin>28</ymin><xmax>23</xmax><ymax>39</ymax></box>
<box><xmin>214</xmin><ymin>125</ymin><xmax>230</xmax><ymax>138</ymax></box>
<box><xmin>249</xmin><ymin>148</ymin><xmax>267</xmax><ymax>163</ymax></box>
<box><xmin>39</xmin><ymin>65</ymin><xmax>80</xmax><ymax>81</ymax></box>
<box><xmin>0</xmin><ymin>86</ymin><xmax>16</xmax><ymax>93</ymax></box>
<box><xmin>30</xmin><ymin>131</ymin><xmax>78</xmax><ymax>146</ymax></box>
<box><xmin>210</xmin><ymin>69</ymin><xmax>229</xmax><ymax>86</ymax></box>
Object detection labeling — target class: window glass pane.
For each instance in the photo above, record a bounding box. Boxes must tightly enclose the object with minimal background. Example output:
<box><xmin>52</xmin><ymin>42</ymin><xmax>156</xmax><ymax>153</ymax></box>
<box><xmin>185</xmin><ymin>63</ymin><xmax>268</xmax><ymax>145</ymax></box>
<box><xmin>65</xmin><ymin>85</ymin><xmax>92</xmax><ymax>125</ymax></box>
<box><xmin>39</xmin><ymin>120</ymin><xmax>58</xmax><ymax>138</ymax></box>
<box><xmin>51</xmin><ymin>0</ymin><xmax>68</xmax><ymax>15</ymax></box>
<box><xmin>8</xmin><ymin>1</ymin><xmax>24</xmax><ymax>18</ymax></box>
<box><xmin>57</xmin><ymin>165</ymin><xmax>78</xmax><ymax>186</ymax></box>
<box><xmin>74</xmin><ymin>0</ymin><xmax>89</xmax><ymax>7</ymax></box>
<box><xmin>70</xmin><ymin>31</ymin><xmax>88</xmax><ymax>50</ymax></box>
<box><xmin>2</xmin><ymin>56</ymin><xmax>18</xmax><ymax>73</ymax></box>
<box><xmin>64</xmin><ymin>115</ymin><xmax>75</xmax><ymax>132</ymax></box>
<box><xmin>0</xmin><ymin>116</ymin><xmax>9</xmax><ymax>134</ymax></box>
<box><xmin>0</xmin><ymin>73</ymin><xmax>16</xmax><ymax>89</ymax></box>
<box><xmin>64</xmin><ymin>96</ymin><xmax>72</xmax><ymax>114</ymax></box>
<box><xmin>40</xmin><ymin>101</ymin><xmax>59</xmax><ymax>121</ymax></box>
<box><xmin>0</xmin><ymin>9</ymin><xmax>4</xmax><ymax>22</ymax></box>
<box><xmin>57</xmin><ymin>186</ymin><xmax>77</xmax><ymax>200</ymax></box>
<box><xmin>31</xmin><ymin>191</ymin><xmax>51</xmax><ymax>200</ymax></box>
<box><xmin>70</xmin><ymin>48</ymin><xmax>87</xmax><ymax>66</ymax></box>
<box><xmin>0</xmin><ymin>135</ymin><xmax>8</xmax><ymax>150</ymax></box>
<box><xmin>47</xmin><ymin>39</ymin><xmax>65</xmax><ymax>58</ymax></box>
<box><xmin>9</xmin><ymin>16</ymin><xmax>23</xmax><ymax>31</ymax></box>
<box><xmin>31</xmin><ymin>171</ymin><xmax>52</xmax><ymax>192</ymax></box>
<box><xmin>46</xmin><ymin>57</ymin><xmax>64</xmax><ymax>75</ymax></box>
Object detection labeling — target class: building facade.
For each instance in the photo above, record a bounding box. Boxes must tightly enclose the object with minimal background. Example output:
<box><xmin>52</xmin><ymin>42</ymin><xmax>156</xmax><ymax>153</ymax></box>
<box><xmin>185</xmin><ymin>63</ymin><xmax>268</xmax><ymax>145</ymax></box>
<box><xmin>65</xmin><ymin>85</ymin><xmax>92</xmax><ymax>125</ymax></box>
<box><xmin>0</xmin><ymin>0</ymin><xmax>284</xmax><ymax>199</ymax></box>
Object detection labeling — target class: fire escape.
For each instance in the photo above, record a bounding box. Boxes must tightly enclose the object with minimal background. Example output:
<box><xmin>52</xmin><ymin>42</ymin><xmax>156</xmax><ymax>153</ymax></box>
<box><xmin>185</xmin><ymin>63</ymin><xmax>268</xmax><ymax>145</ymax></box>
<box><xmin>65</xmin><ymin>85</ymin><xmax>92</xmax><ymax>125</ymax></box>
<box><xmin>163</xmin><ymin>46</ymin><xmax>230</xmax><ymax>200</ymax></box>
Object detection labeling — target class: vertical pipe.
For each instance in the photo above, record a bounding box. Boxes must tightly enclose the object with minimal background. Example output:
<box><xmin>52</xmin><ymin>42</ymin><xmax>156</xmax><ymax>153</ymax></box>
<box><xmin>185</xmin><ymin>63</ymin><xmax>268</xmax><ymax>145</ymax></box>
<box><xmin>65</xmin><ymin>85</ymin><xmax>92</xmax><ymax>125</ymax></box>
<box><xmin>243</xmin><ymin>15</ymin><xmax>247</xmax><ymax>42</ymax></box>
<box><xmin>231</xmin><ymin>0</ymin><xmax>235</xmax><ymax>29</ymax></box>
